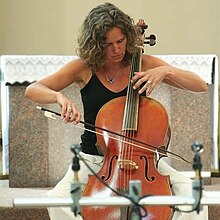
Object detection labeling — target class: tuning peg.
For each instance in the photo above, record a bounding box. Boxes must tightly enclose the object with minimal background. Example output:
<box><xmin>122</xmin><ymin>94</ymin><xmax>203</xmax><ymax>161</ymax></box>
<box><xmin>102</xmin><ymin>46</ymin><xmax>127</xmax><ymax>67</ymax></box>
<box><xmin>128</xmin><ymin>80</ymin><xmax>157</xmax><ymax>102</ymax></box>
<box><xmin>144</xmin><ymin>34</ymin><xmax>156</xmax><ymax>46</ymax></box>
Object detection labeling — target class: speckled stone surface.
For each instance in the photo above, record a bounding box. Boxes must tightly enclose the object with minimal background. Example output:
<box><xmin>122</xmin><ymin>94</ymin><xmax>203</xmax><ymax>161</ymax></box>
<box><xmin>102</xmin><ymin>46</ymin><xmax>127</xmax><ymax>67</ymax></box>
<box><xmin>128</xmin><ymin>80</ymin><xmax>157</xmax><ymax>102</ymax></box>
<box><xmin>9</xmin><ymin>86</ymin><xmax>49</xmax><ymax>187</ymax></box>
<box><xmin>47</xmin><ymin>84</ymin><xmax>83</xmax><ymax>186</ymax></box>
<box><xmin>8</xmin><ymin>83</ymin><xmax>212</xmax><ymax>187</ymax></box>
<box><xmin>151</xmin><ymin>84</ymin><xmax>211</xmax><ymax>171</ymax></box>
<box><xmin>9</xmin><ymin>84</ymin><xmax>84</xmax><ymax>187</ymax></box>
<box><xmin>0</xmin><ymin>208</ymin><xmax>50</xmax><ymax>220</ymax></box>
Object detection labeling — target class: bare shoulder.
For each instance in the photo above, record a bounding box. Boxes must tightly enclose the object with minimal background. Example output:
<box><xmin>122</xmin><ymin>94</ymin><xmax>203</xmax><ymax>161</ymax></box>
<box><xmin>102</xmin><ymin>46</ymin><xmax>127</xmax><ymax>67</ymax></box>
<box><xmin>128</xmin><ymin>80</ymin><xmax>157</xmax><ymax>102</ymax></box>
<box><xmin>142</xmin><ymin>54</ymin><xmax>169</xmax><ymax>70</ymax></box>
<box><xmin>39</xmin><ymin>57</ymin><xmax>91</xmax><ymax>90</ymax></box>
<box><xmin>61</xmin><ymin>58</ymin><xmax>91</xmax><ymax>79</ymax></box>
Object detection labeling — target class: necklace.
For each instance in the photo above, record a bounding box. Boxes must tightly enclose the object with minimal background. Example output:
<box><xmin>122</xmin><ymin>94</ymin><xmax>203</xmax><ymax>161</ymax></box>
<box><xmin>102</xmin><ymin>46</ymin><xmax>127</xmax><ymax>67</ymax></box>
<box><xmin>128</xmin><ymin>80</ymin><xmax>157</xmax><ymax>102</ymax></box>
<box><xmin>105</xmin><ymin>68</ymin><xmax>121</xmax><ymax>84</ymax></box>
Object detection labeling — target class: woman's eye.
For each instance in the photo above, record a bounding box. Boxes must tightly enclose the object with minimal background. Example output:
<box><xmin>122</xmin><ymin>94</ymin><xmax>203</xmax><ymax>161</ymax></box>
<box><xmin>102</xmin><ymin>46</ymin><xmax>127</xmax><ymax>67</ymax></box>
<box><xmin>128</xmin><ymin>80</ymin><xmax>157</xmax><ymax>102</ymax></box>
<box><xmin>118</xmin><ymin>39</ymin><xmax>123</xmax><ymax>43</ymax></box>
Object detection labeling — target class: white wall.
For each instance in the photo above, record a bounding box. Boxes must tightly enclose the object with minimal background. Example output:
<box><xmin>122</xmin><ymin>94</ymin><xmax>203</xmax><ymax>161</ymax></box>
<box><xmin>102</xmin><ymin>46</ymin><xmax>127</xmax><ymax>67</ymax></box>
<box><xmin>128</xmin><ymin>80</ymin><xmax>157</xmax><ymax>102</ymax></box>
<box><xmin>0</xmin><ymin>0</ymin><xmax>219</xmax><ymax>57</ymax></box>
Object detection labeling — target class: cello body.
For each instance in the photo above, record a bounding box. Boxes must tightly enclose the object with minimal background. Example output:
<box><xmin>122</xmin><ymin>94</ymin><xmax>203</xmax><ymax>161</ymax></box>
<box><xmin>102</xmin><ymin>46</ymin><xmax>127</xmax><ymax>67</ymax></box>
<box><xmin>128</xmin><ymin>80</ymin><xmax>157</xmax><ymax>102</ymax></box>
<box><xmin>81</xmin><ymin>96</ymin><xmax>173</xmax><ymax>220</ymax></box>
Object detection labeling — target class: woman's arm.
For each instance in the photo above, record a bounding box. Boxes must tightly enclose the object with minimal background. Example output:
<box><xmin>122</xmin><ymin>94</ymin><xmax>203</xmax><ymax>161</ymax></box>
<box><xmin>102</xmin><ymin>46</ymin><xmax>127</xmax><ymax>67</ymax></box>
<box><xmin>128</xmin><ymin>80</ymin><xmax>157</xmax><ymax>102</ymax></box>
<box><xmin>132</xmin><ymin>54</ymin><xmax>208</xmax><ymax>95</ymax></box>
<box><xmin>25</xmin><ymin>58</ymin><xmax>89</xmax><ymax>124</ymax></box>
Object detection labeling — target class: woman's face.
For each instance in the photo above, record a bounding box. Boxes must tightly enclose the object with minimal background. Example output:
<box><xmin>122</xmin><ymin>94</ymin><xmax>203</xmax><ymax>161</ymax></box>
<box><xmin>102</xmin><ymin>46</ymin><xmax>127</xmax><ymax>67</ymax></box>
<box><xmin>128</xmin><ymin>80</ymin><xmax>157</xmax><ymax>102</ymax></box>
<box><xmin>103</xmin><ymin>27</ymin><xmax>127</xmax><ymax>64</ymax></box>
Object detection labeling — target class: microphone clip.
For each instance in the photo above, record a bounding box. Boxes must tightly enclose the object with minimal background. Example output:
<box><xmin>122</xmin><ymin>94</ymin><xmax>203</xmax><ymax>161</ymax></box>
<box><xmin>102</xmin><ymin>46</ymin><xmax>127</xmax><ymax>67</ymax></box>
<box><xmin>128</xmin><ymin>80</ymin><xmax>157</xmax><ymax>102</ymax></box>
<box><xmin>70</xmin><ymin>144</ymin><xmax>82</xmax><ymax>217</ymax></box>
<box><xmin>191</xmin><ymin>142</ymin><xmax>204</xmax><ymax>214</ymax></box>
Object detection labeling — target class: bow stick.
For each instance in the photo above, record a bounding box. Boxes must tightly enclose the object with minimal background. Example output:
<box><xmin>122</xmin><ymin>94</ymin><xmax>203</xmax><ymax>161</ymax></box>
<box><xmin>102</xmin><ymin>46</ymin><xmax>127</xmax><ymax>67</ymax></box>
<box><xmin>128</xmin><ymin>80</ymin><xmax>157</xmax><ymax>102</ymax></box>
<box><xmin>36</xmin><ymin>105</ymin><xmax>190</xmax><ymax>164</ymax></box>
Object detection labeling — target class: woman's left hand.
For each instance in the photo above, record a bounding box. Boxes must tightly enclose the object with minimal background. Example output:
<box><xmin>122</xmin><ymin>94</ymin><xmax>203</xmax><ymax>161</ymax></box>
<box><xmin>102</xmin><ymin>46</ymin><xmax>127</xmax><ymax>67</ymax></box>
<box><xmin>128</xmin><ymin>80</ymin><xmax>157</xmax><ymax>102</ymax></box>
<box><xmin>131</xmin><ymin>66</ymin><xmax>169</xmax><ymax>95</ymax></box>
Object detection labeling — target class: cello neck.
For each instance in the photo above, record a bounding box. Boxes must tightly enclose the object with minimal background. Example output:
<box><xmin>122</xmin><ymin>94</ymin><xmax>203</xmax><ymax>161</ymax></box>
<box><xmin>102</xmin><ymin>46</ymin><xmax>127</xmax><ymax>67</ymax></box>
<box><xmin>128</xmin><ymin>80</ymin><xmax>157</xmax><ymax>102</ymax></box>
<box><xmin>122</xmin><ymin>47</ymin><xmax>142</xmax><ymax>132</ymax></box>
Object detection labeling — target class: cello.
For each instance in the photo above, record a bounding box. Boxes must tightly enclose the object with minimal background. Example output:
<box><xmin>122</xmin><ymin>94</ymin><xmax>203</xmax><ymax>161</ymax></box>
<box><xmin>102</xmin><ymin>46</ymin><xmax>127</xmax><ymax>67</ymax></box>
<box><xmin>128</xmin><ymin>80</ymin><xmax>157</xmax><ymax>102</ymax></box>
<box><xmin>81</xmin><ymin>22</ymin><xmax>173</xmax><ymax>220</ymax></box>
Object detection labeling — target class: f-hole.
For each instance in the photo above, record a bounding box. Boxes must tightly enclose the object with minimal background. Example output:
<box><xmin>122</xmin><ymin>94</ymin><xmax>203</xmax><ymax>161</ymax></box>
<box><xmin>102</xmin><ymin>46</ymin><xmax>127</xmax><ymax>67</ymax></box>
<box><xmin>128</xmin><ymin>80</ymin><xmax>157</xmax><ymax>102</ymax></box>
<box><xmin>140</xmin><ymin>155</ymin><xmax>155</xmax><ymax>182</ymax></box>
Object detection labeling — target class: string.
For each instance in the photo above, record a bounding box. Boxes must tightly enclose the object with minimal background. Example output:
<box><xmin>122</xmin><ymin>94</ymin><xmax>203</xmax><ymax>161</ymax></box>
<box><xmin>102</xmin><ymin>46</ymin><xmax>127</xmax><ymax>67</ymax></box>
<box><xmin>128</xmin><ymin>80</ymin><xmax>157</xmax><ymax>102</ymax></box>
<box><xmin>127</xmin><ymin>52</ymin><xmax>138</xmax><ymax>191</ymax></box>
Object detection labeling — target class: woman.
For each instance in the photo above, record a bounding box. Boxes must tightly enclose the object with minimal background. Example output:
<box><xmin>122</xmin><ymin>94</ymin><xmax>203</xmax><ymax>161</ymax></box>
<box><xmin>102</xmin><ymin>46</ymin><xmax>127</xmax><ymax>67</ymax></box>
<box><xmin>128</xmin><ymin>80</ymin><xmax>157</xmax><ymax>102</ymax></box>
<box><xmin>25</xmin><ymin>2</ymin><xmax>208</xmax><ymax>220</ymax></box>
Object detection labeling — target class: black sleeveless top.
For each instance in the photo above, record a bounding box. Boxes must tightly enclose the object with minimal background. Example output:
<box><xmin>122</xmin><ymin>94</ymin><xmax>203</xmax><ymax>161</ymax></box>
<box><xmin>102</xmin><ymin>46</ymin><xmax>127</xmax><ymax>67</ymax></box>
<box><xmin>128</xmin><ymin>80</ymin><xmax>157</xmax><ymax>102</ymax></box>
<box><xmin>80</xmin><ymin>75</ymin><xmax>127</xmax><ymax>155</ymax></box>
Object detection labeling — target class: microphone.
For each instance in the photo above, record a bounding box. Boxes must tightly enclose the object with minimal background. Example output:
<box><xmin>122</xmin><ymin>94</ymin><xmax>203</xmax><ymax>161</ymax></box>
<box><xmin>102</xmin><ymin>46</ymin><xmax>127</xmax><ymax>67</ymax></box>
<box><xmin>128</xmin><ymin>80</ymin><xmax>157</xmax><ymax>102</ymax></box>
<box><xmin>70</xmin><ymin>144</ymin><xmax>82</xmax><ymax>217</ymax></box>
<box><xmin>191</xmin><ymin>142</ymin><xmax>204</xmax><ymax>154</ymax></box>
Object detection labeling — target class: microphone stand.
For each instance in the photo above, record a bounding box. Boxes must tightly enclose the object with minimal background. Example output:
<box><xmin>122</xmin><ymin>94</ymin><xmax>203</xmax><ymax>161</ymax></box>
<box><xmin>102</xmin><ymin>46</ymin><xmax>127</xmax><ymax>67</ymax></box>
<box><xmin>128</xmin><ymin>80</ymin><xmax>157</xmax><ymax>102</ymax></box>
<box><xmin>191</xmin><ymin>142</ymin><xmax>204</xmax><ymax>214</ymax></box>
<box><xmin>70</xmin><ymin>144</ymin><xmax>82</xmax><ymax>217</ymax></box>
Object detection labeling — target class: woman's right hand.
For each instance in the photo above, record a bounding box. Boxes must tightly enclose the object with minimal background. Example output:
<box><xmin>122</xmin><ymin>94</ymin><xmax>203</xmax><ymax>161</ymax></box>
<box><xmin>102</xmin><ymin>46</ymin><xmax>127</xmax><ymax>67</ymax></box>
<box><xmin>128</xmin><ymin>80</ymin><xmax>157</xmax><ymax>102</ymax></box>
<box><xmin>56</xmin><ymin>92</ymin><xmax>81</xmax><ymax>124</ymax></box>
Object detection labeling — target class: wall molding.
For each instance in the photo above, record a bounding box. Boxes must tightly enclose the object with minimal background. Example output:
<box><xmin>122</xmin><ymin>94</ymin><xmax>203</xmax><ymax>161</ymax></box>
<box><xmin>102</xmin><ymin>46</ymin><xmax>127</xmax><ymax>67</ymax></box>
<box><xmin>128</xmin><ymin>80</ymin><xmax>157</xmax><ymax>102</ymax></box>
<box><xmin>0</xmin><ymin>54</ymin><xmax>217</xmax><ymax>84</ymax></box>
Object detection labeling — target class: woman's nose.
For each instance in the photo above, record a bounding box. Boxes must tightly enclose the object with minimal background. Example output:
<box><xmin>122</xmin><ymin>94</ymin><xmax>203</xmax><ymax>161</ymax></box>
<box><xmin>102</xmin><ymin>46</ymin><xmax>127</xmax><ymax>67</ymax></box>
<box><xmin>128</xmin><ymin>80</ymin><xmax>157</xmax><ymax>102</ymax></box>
<box><xmin>112</xmin><ymin>43</ymin><xmax>120</xmax><ymax>53</ymax></box>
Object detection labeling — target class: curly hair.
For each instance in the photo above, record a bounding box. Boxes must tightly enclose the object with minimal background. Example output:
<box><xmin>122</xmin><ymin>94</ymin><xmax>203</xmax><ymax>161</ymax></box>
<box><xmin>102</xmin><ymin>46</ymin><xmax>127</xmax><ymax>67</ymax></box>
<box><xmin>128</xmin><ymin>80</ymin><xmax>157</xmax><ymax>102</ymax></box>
<box><xmin>76</xmin><ymin>3</ymin><xmax>140</xmax><ymax>72</ymax></box>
